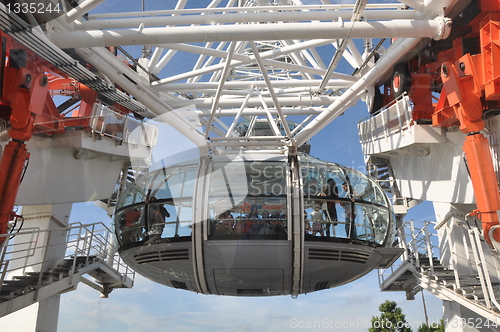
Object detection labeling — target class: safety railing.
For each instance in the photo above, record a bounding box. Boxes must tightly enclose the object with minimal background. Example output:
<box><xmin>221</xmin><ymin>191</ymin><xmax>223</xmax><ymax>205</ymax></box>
<box><xmin>467</xmin><ymin>227</ymin><xmax>500</xmax><ymax>311</ymax></box>
<box><xmin>378</xmin><ymin>220</ymin><xmax>439</xmax><ymax>286</ymax></box>
<box><xmin>358</xmin><ymin>94</ymin><xmax>413</xmax><ymax>146</ymax></box>
<box><xmin>89</xmin><ymin>102</ymin><xmax>158</xmax><ymax>147</ymax></box>
<box><xmin>0</xmin><ymin>222</ymin><xmax>134</xmax><ymax>293</ymax></box>
<box><xmin>378</xmin><ymin>218</ymin><xmax>500</xmax><ymax>314</ymax></box>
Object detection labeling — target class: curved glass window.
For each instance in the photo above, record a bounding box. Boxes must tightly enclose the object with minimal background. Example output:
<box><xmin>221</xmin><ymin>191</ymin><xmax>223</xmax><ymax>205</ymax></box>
<box><xmin>115</xmin><ymin>205</ymin><xmax>146</xmax><ymax>245</ymax></box>
<box><xmin>300</xmin><ymin>154</ymin><xmax>393</xmax><ymax>246</ymax></box>
<box><xmin>207</xmin><ymin>160</ymin><xmax>288</xmax><ymax>240</ymax></box>
<box><xmin>113</xmin><ymin>162</ymin><xmax>197</xmax><ymax>247</ymax></box>
<box><xmin>113</xmin><ymin>154</ymin><xmax>393</xmax><ymax>247</ymax></box>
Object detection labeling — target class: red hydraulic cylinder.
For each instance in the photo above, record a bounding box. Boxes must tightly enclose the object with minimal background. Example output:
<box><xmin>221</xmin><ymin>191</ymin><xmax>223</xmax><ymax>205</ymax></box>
<box><xmin>463</xmin><ymin>133</ymin><xmax>500</xmax><ymax>244</ymax></box>
<box><xmin>0</xmin><ymin>140</ymin><xmax>29</xmax><ymax>244</ymax></box>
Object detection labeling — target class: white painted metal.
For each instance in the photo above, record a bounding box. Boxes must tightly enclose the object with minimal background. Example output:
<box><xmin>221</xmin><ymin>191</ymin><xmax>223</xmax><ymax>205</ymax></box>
<box><xmin>359</xmin><ymin>89</ymin><xmax>500</xmax><ymax>330</ymax></box>
<box><xmin>294</xmin><ymin>37</ymin><xmax>423</xmax><ymax>147</ymax></box>
<box><xmin>75</xmin><ymin>8</ymin><xmax>419</xmax><ymax>30</ymax></box>
<box><xmin>65</xmin><ymin>0</ymin><xmax>106</xmax><ymax>23</ymax></box>
<box><xmin>49</xmin><ymin>19</ymin><xmax>449</xmax><ymax>48</ymax></box>
<box><xmin>3</xmin><ymin>0</ymin><xmax>488</xmax><ymax>330</ymax></box>
<box><xmin>0</xmin><ymin>213</ymin><xmax>134</xmax><ymax>329</ymax></box>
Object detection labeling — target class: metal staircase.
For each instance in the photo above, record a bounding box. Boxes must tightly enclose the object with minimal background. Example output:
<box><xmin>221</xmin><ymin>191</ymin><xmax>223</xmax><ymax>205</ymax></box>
<box><xmin>366</xmin><ymin>155</ymin><xmax>422</xmax><ymax>219</ymax></box>
<box><xmin>358</xmin><ymin>92</ymin><xmax>500</xmax><ymax>327</ymax></box>
<box><xmin>379</xmin><ymin>220</ymin><xmax>500</xmax><ymax>324</ymax></box>
<box><xmin>0</xmin><ymin>222</ymin><xmax>134</xmax><ymax>318</ymax></box>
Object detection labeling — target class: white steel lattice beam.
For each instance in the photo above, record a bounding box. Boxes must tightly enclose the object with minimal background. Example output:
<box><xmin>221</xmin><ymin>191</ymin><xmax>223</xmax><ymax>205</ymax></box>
<box><xmin>33</xmin><ymin>0</ymin><xmax>456</xmax><ymax>150</ymax></box>
<box><xmin>49</xmin><ymin>19</ymin><xmax>449</xmax><ymax>48</ymax></box>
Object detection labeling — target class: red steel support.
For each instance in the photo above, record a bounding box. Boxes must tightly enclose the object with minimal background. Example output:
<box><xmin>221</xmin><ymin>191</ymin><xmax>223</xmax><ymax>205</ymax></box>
<box><xmin>0</xmin><ymin>141</ymin><xmax>29</xmax><ymax>243</ymax></box>
<box><xmin>0</xmin><ymin>34</ymin><xmax>136</xmax><ymax>243</ymax></box>
<box><xmin>463</xmin><ymin>133</ymin><xmax>500</xmax><ymax>243</ymax></box>
<box><xmin>433</xmin><ymin>59</ymin><xmax>500</xmax><ymax>244</ymax></box>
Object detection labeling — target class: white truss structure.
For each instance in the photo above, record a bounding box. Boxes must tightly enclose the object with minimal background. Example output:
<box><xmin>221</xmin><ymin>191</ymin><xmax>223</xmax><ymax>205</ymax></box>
<box><xmin>20</xmin><ymin>0</ymin><xmax>459</xmax><ymax>155</ymax></box>
<box><xmin>4</xmin><ymin>0</ymin><xmax>494</xmax><ymax>331</ymax></box>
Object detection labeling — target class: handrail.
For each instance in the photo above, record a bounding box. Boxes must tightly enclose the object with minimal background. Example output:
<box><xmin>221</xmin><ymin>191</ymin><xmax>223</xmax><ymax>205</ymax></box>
<box><xmin>0</xmin><ymin>222</ymin><xmax>134</xmax><ymax>294</ymax></box>
<box><xmin>470</xmin><ymin>228</ymin><xmax>500</xmax><ymax>311</ymax></box>
<box><xmin>379</xmin><ymin>218</ymin><xmax>500</xmax><ymax>315</ymax></box>
<box><xmin>358</xmin><ymin>94</ymin><xmax>413</xmax><ymax>146</ymax></box>
<box><xmin>378</xmin><ymin>220</ymin><xmax>440</xmax><ymax>286</ymax></box>
<box><xmin>89</xmin><ymin>102</ymin><xmax>158</xmax><ymax>147</ymax></box>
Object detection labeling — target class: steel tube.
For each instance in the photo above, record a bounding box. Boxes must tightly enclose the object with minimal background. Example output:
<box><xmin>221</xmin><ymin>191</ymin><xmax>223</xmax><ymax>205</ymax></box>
<box><xmin>165</xmin><ymin>96</ymin><xmax>338</xmax><ymax>109</ymax></box>
<box><xmin>65</xmin><ymin>0</ymin><xmax>106</xmax><ymax>23</ymax></box>
<box><xmin>74</xmin><ymin>9</ymin><xmax>420</xmax><ymax>30</ymax></box>
<box><xmin>85</xmin><ymin>3</ymin><xmax>408</xmax><ymax>20</ymax></box>
<box><xmin>50</xmin><ymin>19</ymin><xmax>450</xmax><ymax>49</ymax></box>
<box><xmin>150</xmin><ymin>40</ymin><xmax>357</xmax><ymax>86</ymax></box>
<box><xmin>155</xmin><ymin>80</ymin><xmax>352</xmax><ymax>91</ymax></box>
<box><xmin>75</xmin><ymin>47</ymin><xmax>208</xmax><ymax>150</ymax></box>
<box><xmin>294</xmin><ymin>37</ymin><xmax>423</xmax><ymax>146</ymax></box>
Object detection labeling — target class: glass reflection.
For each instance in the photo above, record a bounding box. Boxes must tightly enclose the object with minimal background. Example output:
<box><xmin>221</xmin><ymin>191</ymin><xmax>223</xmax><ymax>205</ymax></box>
<box><xmin>116</xmin><ymin>205</ymin><xmax>145</xmax><ymax>245</ymax></box>
<box><xmin>208</xmin><ymin>161</ymin><xmax>288</xmax><ymax>240</ymax></box>
<box><xmin>114</xmin><ymin>162</ymin><xmax>197</xmax><ymax>247</ymax></box>
<box><xmin>113</xmin><ymin>154</ymin><xmax>394</xmax><ymax>247</ymax></box>
<box><xmin>300</xmin><ymin>154</ymin><xmax>393</xmax><ymax>246</ymax></box>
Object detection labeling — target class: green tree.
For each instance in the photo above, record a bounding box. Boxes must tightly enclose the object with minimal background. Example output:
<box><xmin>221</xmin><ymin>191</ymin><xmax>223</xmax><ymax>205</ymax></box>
<box><xmin>369</xmin><ymin>300</ymin><xmax>412</xmax><ymax>332</ymax></box>
<box><xmin>418</xmin><ymin>319</ymin><xmax>445</xmax><ymax>332</ymax></box>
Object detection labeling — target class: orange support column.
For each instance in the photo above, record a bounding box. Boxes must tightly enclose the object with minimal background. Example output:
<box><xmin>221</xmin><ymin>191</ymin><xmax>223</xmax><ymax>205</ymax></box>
<box><xmin>463</xmin><ymin>133</ymin><xmax>500</xmax><ymax>243</ymax></box>
<box><xmin>0</xmin><ymin>140</ymin><xmax>29</xmax><ymax>243</ymax></box>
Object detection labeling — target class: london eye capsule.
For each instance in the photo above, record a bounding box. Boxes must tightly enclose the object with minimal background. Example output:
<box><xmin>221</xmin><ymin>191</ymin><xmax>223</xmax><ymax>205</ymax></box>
<box><xmin>113</xmin><ymin>151</ymin><xmax>402</xmax><ymax>297</ymax></box>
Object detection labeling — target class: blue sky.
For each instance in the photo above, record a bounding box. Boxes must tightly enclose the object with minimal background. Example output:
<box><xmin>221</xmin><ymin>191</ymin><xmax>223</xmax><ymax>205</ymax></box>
<box><xmin>56</xmin><ymin>1</ymin><xmax>444</xmax><ymax>331</ymax></box>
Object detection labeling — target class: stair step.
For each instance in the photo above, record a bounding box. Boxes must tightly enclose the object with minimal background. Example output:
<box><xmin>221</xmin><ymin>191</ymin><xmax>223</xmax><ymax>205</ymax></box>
<box><xmin>417</xmin><ymin>256</ymin><xmax>440</xmax><ymax>263</ymax></box>
<box><xmin>432</xmin><ymin>275</ymin><xmax>456</xmax><ymax>282</ymax></box>
<box><xmin>421</xmin><ymin>267</ymin><xmax>446</xmax><ymax>272</ymax></box>
<box><xmin>50</xmin><ymin>267</ymin><xmax>71</xmax><ymax>273</ymax></box>
<box><xmin>58</xmin><ymin>256</ymin><xmax>99</xmax><ymax>268</ymax></box>
<box><xmin>13</xmin><ymin>275</ymin><xmax>41</xmax><ymax>283</ymax></box>
<box><xmin>24</xmin><ymin>272</ymin><xmax>58</xmax><ymax>281</ymax></box>
<box><xmin>2</xmin><ymin>280</ymin><xmax>33</xmax><ymax>288</ymax></box>
<box><xmin>0</xmin><ymin>255</ymin><xmax>115</xmax><ymax>312</ymax></box>
<box><xmin>0</xmin><ymin>284</ymin><xmax>31</xmax><ymax>296</ymax></box>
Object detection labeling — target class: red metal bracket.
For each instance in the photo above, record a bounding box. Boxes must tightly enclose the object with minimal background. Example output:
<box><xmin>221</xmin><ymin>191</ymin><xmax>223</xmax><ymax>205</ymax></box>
<box><xmin>0</xmin><ymin>141</ymin><xmax>29</xmax><ymax>243</ymax></box>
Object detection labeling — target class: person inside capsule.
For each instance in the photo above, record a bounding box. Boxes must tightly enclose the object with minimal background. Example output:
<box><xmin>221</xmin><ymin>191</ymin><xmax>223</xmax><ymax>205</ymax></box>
<box><xmin>118</xmin><ymin>206</ymin><xmax>143</xmax><ymax>245</ymax></box>
<box><xmin>114</xmin><ymin>156</ymin><xmax>394</xmax><ymax>248</ymax></box>
<box><xmin>146</xmin><ymin>197</ymin><xmax>170</xmax><ymax>244</ymax></box>
<box><xmin>319</xmin><ymin>178</ymin><xmax>339</xmax><ymax>237</ymax></box>
<box><xmin>213</xmin><ymin>211</ymin><xmax>235</xmax><ymax>237</ymax></box>
<box><xmin>340</xmin><ymin>182</ymin><xmax>358</xmax><ymax>239</ymax></box>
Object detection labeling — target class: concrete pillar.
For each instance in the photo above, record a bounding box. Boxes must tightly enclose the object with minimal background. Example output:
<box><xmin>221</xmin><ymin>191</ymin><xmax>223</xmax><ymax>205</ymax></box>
<box><xmin>0</xmin><ymin>203</ymin><xmax>72</xmax><ymax>332</ymax></box>
<box><xmin>443</xmin><ymin>301</ymin><xmax>500</xmax><ymax>332</ymax></box>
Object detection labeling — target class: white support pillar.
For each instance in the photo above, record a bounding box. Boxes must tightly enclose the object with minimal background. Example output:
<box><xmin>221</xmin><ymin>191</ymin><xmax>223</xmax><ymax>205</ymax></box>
<box><xmin>434</xmin><ymin>202</ymin><xmax>476</xmax><ymax>277</ymax></box>
<box><xmin>443</xmin><ymin>301</ymin><xmax>499</xmax><ymax>332</ymax></box>
<box><xmin>434</xmin><ymin>202</ymin><xmax>500</xmax><ymax>331</ymax></box>
<box><xmin>0</xmin><ymin>204</ymin><xmax>73</xmax><ymax>332</ymax></box>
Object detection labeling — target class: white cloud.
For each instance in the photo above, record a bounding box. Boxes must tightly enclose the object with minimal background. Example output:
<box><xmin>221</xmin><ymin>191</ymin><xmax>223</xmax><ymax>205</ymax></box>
<box><xmin>59</xmin><ymin>269</ymin><xmax>443</xmax><ymax>332</ymax></box>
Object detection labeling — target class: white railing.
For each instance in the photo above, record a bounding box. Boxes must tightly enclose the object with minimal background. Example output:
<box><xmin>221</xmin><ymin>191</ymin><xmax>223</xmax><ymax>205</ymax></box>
<box><xmin>358</xmin><ymin>94</ymin><xmax>413</xmax><ymax>146</ymax></box>
<box><xmin>378</xmin><ymin>220</ymin><xmax>439</xmax><ymax>286</ymax></box>
<box><xmin>467</xmin><ymin>227</ymin><xmax>500</xmax><ymax>311</ymax></box>
<box><xmin>0</xmin><ymin>222</ymin><xmax>134</xmax><ymax>291</ymax></box>
<box><xmin>89</xmin><ymin>102</ymin><xmax>158</xmax><ymax>147</ymax></box>
<box><xmin>379</xmin><ymin>218</ymin><xmax>500</xmax><ymax>314</ymax></box>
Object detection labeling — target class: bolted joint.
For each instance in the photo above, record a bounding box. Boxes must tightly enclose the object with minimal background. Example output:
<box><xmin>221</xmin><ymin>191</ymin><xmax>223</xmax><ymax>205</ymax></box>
<box><xmin>441</xmin><ymin>64</ymin><xmax>448</xmax><ymax>78</ymax></box>
<box><xmin>39</xmin><ymin>75</ymin><xmax>48</xmax><ymax>87</ymax></box>
<box><xmin>433</xmin><ymin>17</ymin><xmax>452</xmax><ymax>40</ymax></box>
